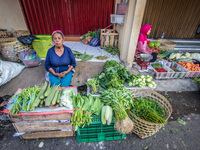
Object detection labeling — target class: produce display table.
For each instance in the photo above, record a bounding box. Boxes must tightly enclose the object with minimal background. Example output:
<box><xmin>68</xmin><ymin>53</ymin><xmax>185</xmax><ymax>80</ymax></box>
<box><xmin>2</xmin><ymin>87</ymin><xmax>77</xmax><ymax>139</ymax></box>
<box><xmin>9</xmin><ymin>112</ymin><xmax>73</xmax><ymax>139</ymax></box>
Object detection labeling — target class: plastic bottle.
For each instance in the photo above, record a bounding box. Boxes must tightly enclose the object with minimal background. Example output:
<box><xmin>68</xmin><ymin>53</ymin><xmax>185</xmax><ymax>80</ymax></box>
<box><xmin>161</xmin><ymin>32</ymin><xmax>165</xmax><ymax>39</ymax></box>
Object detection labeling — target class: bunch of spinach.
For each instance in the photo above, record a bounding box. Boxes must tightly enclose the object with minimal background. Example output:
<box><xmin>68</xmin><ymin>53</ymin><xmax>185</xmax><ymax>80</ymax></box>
<box><xmin>104</xmin><ymin>46</ymin><xmax>120</xmax><ymax>56</ymax></box>
<box><xmin>96</xmin><ymin>60</ymin><xmax>130</xmax><ymax>89</ymax></box>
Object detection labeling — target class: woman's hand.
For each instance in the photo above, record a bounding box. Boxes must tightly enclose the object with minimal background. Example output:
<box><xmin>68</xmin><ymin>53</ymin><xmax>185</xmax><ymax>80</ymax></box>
<box><xmin>59</xmin><ymin>71</ymin><xmax>69</xmax><ymax>78</ymax></box>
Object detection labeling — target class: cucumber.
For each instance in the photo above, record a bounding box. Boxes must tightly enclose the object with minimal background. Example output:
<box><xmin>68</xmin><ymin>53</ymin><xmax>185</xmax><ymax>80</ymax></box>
<box><xmin>44</xmin><ymin>83</ymin><xmax>51</xmax><ymax>97</ymax></box>
<box><xmin>45</xmin><ymin>86</ymin><xmax>58</xmax><ymax>106</ymax></box>
<box><xmin>57</xmin><ymin>89</ymin><xmax>63</xmax><ymax>103</ymax></box>
<box><xmin>33</xmin><ymin>81</ymin><xmax>48</xmax><ymax>107</ymax></box>
<box><xmin>51</xmin><ymin>88</ymin><xmax>59</xmax><ymax>105</ymax></box>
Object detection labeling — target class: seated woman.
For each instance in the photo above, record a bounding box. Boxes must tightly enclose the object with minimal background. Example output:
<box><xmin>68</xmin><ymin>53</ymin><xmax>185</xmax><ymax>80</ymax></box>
<box><xmin>45</xmin><ymin>30</ymin><xmax>76</xmax><ymax>87</ymax></box>
<box><xmin>135</xmin><ymin>24</ymin><xmax>157</xmax><ymax>62</ymax></box>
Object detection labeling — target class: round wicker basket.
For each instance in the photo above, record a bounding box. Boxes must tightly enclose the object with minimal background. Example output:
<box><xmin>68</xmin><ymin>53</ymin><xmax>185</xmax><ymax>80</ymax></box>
<box><xmin>157</xmin><ymin>39</ymin><xmax>176</xmax><ymax>51</ymax></box>
<box><xmin>128</xmin><ymin>89</ymin><xmax>172</xmax><ymax>139</ymax></box>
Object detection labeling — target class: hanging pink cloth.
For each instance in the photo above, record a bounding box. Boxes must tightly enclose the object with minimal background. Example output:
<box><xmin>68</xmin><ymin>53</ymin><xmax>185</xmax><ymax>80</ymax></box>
<box><xmin>135</xmin><ymin>24</ymin><xmax>152</xmax><ymax>55</ymax></box>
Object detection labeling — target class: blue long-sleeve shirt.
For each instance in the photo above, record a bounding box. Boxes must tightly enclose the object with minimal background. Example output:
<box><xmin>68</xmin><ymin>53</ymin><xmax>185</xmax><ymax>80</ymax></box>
<box><xmin>45</xmin><ymin>45</ymin><xmax>76</xmax><ymax>73</ymax></box>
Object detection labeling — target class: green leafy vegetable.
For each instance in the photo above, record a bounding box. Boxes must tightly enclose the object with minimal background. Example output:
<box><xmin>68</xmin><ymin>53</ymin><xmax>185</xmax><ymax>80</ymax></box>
<box><xmin>104</xmin><ymin>45</ymin><xmax>120</xmax><ymax>55</ymax></box>
<box><xmin>130</xmin><ymin>97</ymin><xmax>166</xmax><ymax>124</ymax></box>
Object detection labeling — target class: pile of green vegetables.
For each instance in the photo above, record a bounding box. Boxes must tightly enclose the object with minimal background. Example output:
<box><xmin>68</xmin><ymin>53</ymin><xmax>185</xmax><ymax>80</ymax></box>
<box><xmin>104</xmin><ymin>45</ymin><xmax>120</xmax><ymax>56</ymax></box>
<box><xmin>100</xmin><ymin>87</ymin><xmax>134</xmax><ymax>134</ymax></box>
<box><xmin>9</xmin><ymin>82</ymin><xmax>64</xmax><ymax>114</ymax></box>
<box><xmin>96</xmin><ymin>60</ymin><xmax>130</xmax><ymax>89</ymax></box>
<box><xmin>86</xmin><ymin>60</ymin><xmax>157</xmax><ymax>94</ymax></box>
<box><xmin>71</xmin><ymin>94</ymin><xmax>103</xmax><ymax>131</ymax></box>
<box><xmin>147</xmin><ymin>41</ymin><xmax>161</xmax><ymax>49</ymax></box>
<box><xmin>81</xmin><ymin>29</ymin><xmax>101</xmax><ymax>40</ymax></box>
<box><xmin>10</xmin><ymin>86</ymin><xmax>40</xmax><ymax>114</ymax></box>
<box><xmin>130</xmin><ymin>97</ymin><xmax>166</xmax><ymax>124</ymax></box>
<box><xmin>128</xmin><ymin>74</ymin><xmax>156</xmax><ymax>88</ymax></box>
<box><xmin>86</xmin><ymin>60</ymin><xmax>130</xmax><ymax>92</ymax></box>
<box><xmin>73</xmin><ymin>50</ymin><xmax>93</xmax><ymax>61</ymax></box>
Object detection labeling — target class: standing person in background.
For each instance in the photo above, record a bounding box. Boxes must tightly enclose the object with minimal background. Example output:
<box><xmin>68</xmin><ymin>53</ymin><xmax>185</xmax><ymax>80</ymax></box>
<box><xmin>135</xmin><ymin>24</ymin><xmax>157</xmax><ymax>62</ymax></box>
<box><xmin>45</xmin><ymin>30</ymin><xmax>76</xmax><ymax>87</ymax></box>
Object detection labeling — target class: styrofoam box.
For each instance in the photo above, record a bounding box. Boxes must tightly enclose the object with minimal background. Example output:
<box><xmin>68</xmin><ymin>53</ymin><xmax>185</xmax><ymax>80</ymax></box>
<box><xmin>110</xmin><ymin>14</ymin><xmax>125</xmax><ymax>24</ymax></box>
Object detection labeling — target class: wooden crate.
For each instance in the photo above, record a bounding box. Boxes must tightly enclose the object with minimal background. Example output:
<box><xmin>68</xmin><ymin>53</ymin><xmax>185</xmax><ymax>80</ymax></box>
<box><xmin>9</xmin><ymin>113</ymin><xmax>74</xmax><ymax>139</ymax></box>
<box><xmin>100</xmin><ymin>29</ymin><xmax>119</xmax><ymax>48</ymax></box>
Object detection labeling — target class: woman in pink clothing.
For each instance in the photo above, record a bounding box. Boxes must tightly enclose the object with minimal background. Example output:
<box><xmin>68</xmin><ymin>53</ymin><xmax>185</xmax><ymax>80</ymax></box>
<box><xmin>135</xmin><ymin>24</ymin><xmax>157</xmax><ymax>62</ymax></box>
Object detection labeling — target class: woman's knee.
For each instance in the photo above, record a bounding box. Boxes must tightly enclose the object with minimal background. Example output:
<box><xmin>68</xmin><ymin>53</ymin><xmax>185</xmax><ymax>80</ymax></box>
<box><xmin>49</xmin><ymin>73</ymin><xmax>60</xmax><ymax>87</ymax></box>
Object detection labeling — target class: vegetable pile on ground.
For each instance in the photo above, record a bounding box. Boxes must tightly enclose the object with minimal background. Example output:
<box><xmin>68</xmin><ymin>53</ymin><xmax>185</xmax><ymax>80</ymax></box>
<box><xmin>178</xmin><ymin>61</ymin><xmax>200</xmax><ymax>71</ymax></box>
<box><xmin>95</xmin><ymin>55</ymin><xmax>109</xmax><ymax>60</ymax></box>
<box><xmin>128</xmin><ymin>74</ymin><xmax>156</xmax><ymax>88</ymax></box>
<box><xmin>104</xmin><ymin>45</ymin><xmax>120</xmax><ymax>56</ymax></box>
<box><xmin>72</xmin><ymin>50</ymin><xmax>93</xmax><ymax>61</ymax></box>
<box><xmin>100</xmin><ymin>87</ymin><xmax>134</xmax><ymax>134</ymax></box>
<box><xmin>130</xmin><ymin>97</ymin><xmax>166</xmax><ymax>124</ymax></box>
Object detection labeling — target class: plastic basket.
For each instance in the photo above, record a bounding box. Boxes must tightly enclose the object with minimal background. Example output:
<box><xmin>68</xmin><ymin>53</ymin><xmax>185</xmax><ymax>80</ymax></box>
<box><xmin>164</xmin><ymin>61</ymin><xmax>190</xmax><ymax>78</ymax></box>
<box><xmin>76</xmin><ymin>115</ymin><xmax>126</xmax><ymax>142</ymax></box>
<box><xmin>151</xmin><ymin>63</ymin><xmax>175</xmax><ymax>79</ymax></box>
<box><xmin>128</xmin><ymin>89</ymin><xmax>172</xmax><ymax>139</ymax></box>
<box><xmin>32</xmin><ymin>35</ymin><xmax>52</xmax><ymax>58</ymax></box>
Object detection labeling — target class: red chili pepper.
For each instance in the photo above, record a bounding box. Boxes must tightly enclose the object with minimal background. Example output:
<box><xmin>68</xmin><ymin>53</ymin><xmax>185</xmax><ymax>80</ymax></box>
<box><xmin>155</xmin><ymin>68</ymin><xmax>167</xmax><ymax>72</ymax></box>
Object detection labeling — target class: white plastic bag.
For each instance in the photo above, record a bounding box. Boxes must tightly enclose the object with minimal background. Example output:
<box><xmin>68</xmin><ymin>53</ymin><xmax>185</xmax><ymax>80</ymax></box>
<box><xmin>0</xmin><ymin>60</ymin><xmax>25</xmax><ymax>86</ymax></box>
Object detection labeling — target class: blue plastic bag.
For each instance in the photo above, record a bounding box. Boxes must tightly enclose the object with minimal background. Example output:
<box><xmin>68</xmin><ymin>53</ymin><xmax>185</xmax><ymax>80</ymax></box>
<box><xmin>89</xmin><ymin>37</ymin><xmax>100</xmax><ymax>47</ymax></box>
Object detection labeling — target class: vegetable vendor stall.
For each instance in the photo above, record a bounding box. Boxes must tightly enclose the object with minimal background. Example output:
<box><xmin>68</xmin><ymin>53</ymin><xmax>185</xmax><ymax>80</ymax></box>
<box><xmin>1</xmin><ymin>60</ymin><xmax>172</xmax><ymax>141</ymax></box>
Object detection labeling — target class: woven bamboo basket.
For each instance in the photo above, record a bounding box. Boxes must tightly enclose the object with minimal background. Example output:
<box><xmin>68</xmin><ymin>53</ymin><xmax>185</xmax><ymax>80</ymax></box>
<box><xmin>1</xmin><ymin>40</ymin><xmax>32</xmax><ymax>62</ymax></box>
<box><xmin>0</xmin><ymin>31</ymin><xmax>12</xmax><ymax>38</ymax></box>
<box><xmin>14</xmin><ymin>30</ymin><xmax>30</xmax><ymax>37</ymax></box>
<box><xmin>0</xmin><ymin>37</ymin><xmax>17</xmax><ymax>52</ymax></box>
<box><xmin>157</xmin><ymin>39</ymin><xmax>176</xmax><ymax>51</ymax></box>
<box><xmin>128</xmin><ymin>89</ymin><xmax>172</xmax><ymax>139</ymax></box>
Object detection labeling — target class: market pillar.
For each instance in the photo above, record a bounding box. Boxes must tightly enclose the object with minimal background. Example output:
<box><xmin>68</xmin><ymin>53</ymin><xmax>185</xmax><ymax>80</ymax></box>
<box><xmin>119</xmin><ymin>0</ymin><xmax>147</xmax><ymax>68</ymax></box>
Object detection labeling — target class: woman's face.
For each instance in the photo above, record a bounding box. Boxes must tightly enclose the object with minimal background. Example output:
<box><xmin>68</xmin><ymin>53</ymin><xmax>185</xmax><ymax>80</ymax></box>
<box><xmin>147</xmin><ymin>28</ymin><xmax>151</xmax><ymax>35</ymax></box>
<box><xmin>53</xmin><ymin>33</ymin><xmax>64</xmax><ymax>47</ymax></box>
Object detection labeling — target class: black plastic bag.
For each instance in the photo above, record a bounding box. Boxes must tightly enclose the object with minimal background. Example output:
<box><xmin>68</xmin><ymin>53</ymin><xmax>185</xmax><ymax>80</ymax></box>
<box><xmin>17</xmin><ymin>35</ymin><xmax>39</xmax><ymax>45</ymax></box>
